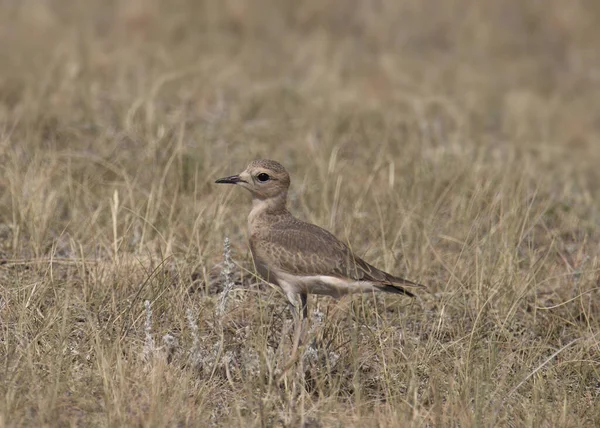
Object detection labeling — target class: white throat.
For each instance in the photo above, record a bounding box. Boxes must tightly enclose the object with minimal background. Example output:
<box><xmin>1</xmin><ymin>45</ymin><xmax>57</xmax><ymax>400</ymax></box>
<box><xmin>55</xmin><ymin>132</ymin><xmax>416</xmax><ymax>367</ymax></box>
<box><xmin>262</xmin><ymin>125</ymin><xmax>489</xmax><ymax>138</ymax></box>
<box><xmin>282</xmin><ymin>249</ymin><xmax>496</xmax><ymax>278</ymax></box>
<box><xmin>248</xmin><ymin>193</ymin><xmax>287</xmax><ymax>230</ymax></box>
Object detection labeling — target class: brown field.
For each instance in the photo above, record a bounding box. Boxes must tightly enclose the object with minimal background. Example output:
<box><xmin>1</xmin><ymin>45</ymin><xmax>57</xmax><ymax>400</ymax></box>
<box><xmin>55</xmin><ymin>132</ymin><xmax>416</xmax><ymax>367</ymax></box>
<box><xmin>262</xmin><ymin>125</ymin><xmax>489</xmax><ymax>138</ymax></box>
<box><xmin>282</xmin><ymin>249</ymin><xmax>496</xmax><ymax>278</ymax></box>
<box><xmin>1</xmin><ymin>0</ymin><xmax>600</xmax><ymax>426</ymax></box>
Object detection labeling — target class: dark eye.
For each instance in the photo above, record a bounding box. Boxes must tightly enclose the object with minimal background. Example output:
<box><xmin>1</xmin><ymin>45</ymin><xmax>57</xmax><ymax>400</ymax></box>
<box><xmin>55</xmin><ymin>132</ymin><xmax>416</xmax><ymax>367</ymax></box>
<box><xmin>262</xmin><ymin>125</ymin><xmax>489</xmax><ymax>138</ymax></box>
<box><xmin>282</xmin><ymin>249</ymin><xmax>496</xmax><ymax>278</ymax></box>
<box><xmin>257</xmin><ymin>173</ymin><xmax>270</xmax><ymax>182</ymax></box>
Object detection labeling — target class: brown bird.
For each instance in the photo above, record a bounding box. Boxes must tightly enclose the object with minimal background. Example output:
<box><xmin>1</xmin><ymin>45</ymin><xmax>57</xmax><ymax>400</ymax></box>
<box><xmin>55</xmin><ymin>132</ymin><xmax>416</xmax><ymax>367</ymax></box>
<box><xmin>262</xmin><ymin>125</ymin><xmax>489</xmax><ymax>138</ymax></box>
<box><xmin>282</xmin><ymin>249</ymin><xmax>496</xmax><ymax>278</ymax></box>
<box><xmin>215</xmin><ymin>159</ymin><xmax>424</xmax><ymax>319</ymax></box>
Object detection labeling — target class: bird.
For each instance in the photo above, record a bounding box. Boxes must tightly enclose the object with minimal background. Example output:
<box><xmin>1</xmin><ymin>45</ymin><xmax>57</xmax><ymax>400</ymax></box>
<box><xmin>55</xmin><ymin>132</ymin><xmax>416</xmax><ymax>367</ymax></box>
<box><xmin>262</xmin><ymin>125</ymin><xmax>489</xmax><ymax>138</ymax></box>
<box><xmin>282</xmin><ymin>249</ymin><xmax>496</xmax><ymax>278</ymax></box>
<box><xmin>215</xmin><ymin>159</ymin><xmax>424</xmax><ymax>320</ymax></box>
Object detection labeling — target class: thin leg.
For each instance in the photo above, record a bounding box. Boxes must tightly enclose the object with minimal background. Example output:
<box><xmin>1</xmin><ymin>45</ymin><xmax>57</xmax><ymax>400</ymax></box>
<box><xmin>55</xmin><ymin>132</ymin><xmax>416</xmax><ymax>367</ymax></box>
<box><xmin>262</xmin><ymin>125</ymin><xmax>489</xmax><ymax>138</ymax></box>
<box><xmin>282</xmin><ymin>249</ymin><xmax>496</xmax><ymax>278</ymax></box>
<box><xmin>285</xmin><ymin>291</ymin><xmax>302</xmax><ymax>321</ymax></box>
<box><xmin>282</xmin><ymin>291</ymin><xmax>307</xmax><ymax>366</ymax></box>
<box><xmin>278</xmin><ymin>292</ymin><xmax>310</xmax><ymax>384</ymax></box>
<box><xmin>300</xmin><ymin>292</ymin><xmax>308</xmax><ymax>320</ymax></box>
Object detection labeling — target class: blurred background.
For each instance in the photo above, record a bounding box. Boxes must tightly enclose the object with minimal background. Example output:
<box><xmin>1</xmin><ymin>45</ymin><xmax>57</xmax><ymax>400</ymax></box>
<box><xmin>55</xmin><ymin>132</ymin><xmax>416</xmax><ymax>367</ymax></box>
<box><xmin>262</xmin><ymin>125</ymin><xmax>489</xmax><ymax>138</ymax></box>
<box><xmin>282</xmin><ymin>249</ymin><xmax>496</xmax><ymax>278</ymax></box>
<box><xmin>1</xmin><ymin>0</ymin><xmax>599</xmax><ymax>426</ymax></box>
<box><xmin>2</xmin><ymin>0</ymin><xmax>599</xmax><ymax>258</ymax></box>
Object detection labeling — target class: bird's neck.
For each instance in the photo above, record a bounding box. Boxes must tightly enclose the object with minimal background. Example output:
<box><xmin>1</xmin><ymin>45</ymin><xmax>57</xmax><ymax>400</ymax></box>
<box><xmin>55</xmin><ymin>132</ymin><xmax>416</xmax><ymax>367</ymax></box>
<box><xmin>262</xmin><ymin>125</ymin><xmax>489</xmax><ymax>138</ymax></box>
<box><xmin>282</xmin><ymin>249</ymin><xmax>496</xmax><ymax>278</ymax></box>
<box><xmin>250</xmin><ymin>193</ymin><xmax>288</xmax><ymax>215</ymax></box>
<box><xmin>248</xmin><ymin>193</ymin><xmax>288</xmax><ymax>230</ymax></box>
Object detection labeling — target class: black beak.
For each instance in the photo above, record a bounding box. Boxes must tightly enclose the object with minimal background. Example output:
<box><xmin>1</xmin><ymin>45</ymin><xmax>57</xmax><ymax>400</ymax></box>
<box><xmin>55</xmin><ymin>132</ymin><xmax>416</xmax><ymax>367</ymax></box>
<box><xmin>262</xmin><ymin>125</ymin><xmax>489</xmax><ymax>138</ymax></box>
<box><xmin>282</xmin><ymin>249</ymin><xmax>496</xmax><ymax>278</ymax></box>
<box><xmin>215</xmin><ymin>175</ymin><xmax>242</xmax><ymax>184</ymax></box>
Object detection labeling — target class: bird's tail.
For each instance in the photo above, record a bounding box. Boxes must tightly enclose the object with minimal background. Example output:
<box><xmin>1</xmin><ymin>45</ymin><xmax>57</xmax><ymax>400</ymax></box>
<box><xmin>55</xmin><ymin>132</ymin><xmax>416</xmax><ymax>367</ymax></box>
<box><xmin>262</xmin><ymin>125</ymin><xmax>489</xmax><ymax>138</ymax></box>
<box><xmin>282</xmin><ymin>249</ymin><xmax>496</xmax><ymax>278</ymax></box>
<box><xmin>376</xmin><ymin>277</ymin><xmax>426</xmax><ymax>298</ymax></box>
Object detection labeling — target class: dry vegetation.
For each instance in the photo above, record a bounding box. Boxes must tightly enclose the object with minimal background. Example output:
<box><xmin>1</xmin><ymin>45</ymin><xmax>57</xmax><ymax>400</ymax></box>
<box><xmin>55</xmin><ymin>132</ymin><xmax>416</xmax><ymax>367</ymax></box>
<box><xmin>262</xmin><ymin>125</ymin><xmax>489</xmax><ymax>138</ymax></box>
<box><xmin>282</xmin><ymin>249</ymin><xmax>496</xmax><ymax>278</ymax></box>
<box><xmin>1</xmin><ymin>0</ymin><xmax>600</xmax><ymax>426</ymax></box>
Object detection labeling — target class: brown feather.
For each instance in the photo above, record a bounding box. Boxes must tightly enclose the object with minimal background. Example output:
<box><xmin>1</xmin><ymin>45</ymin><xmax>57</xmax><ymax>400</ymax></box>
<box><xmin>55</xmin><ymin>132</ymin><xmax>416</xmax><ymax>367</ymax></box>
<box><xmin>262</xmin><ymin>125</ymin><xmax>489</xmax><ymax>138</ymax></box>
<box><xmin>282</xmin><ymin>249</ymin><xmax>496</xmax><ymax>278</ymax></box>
<box><xmin>251</xmin><ymin>213</ymin><xmax>424</xmax><ymax>294</ymax></box>
<box><xmin>216</xmin><ymin>159</ymin><xmax>425</xmax><ymax>315</ymax></box>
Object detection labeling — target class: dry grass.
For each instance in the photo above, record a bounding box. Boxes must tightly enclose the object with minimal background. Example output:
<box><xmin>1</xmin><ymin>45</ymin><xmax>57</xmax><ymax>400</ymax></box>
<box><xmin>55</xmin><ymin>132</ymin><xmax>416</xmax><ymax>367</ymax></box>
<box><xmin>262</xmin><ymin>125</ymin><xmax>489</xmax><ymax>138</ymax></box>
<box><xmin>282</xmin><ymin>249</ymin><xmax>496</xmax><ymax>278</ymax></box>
<box><xmin>1</xmin><ymin>0</ymin><xmax>600</xmax><ymax>426</ymax></box>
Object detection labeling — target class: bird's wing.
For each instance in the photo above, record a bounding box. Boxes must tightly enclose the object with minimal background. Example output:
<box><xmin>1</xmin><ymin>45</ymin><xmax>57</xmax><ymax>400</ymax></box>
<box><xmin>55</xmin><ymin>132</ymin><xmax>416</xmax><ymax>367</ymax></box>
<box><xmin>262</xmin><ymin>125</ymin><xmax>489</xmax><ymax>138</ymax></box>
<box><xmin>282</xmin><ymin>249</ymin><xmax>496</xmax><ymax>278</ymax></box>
<box><xmin>253</xmin><ymin>217</ymin><xmax>424</xmax><ymax>290</ymax></box>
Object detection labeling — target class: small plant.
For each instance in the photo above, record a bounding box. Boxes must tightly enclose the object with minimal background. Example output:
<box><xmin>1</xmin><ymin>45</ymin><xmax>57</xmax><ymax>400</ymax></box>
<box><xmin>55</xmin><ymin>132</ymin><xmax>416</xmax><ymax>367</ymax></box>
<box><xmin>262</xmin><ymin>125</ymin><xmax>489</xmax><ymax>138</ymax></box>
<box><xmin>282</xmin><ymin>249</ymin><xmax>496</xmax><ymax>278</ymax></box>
<box><xmin>142</xmin><ymin>300</ymin><xmax>155</xmax><ymax>363</ymax></box>
<box><xmin>216</xmin><ymin>236</ymin><xmax>235</xmax><ymax>320</ymax></box>
<box><xmin>186</xmin><ymin>308</ymin><xmax>204</xmax><ymax>371</ymax></box>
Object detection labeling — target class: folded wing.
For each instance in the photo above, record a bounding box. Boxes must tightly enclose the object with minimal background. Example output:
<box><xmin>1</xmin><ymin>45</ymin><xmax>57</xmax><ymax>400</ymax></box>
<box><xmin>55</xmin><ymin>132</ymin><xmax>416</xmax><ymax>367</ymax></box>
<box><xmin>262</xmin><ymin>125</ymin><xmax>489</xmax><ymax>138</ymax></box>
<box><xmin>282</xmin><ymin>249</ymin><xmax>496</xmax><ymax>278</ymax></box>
<box><xmin>254</xmin><ymin>217</ymin><xmax>425</xmax><ymax>296</ymax></box>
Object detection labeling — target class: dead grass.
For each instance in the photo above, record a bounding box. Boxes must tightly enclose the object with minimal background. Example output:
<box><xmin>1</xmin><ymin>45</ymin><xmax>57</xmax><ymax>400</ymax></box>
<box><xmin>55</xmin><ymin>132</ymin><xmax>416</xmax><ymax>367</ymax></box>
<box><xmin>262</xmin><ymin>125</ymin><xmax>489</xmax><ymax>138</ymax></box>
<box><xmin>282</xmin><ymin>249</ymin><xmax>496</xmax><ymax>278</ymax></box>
<box><xmin>1</xmin><ymin>0</ymin><xmax>600</xmax><ymax>426</ymax></box>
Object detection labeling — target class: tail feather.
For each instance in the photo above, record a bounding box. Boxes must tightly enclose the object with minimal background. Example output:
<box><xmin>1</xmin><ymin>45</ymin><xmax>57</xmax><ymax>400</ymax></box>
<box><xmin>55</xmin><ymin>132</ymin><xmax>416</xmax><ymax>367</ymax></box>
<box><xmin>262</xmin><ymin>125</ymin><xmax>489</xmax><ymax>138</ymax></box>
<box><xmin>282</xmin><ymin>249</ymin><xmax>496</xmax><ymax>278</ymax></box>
<box><xmin>377</xmin><ymin>284</ymin><xmax>416</xmax><ymax>297</ymax></box>
<box><xmin>375</xmin><ymin>277</ymin><xmax>426</xmax><ymax>298</ymax></box>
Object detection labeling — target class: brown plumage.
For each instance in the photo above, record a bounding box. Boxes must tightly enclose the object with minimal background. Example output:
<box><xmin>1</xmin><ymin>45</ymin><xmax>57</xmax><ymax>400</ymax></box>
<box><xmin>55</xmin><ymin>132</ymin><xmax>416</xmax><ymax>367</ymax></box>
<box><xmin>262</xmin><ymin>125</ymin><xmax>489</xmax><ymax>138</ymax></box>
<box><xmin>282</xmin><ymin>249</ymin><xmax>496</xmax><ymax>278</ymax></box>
<box><xmin>216</xmin><ymin>159</ymin><xmax>424</xmax><ymax>318</ymax></box>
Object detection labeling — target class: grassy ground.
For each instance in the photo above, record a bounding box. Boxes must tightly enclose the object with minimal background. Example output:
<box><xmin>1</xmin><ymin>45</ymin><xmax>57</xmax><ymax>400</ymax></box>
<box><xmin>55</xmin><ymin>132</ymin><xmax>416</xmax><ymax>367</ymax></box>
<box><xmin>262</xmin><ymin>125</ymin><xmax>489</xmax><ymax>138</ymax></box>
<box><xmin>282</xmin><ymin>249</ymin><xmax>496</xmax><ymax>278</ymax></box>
<box><xmin>1</xmin><ymin>0</ymin><xmax>600</xmax><ymax>426</ymax></box>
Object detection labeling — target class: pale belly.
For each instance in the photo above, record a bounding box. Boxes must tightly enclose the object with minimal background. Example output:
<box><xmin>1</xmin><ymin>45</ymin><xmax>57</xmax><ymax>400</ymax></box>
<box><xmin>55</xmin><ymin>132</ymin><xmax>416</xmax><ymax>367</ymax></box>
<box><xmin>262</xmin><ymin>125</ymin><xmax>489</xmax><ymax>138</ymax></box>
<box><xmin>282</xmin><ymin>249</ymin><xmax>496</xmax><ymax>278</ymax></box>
<box><xmin>253</xmin><ymin>258</ymin><xmax>277</xmax><ymax>284</ymax></box>
<box><xmin>251</xmin><ymin>249</ymin><xmax>377</xmax><ymax>298</ymax></box>
<box><xmin>275</xmin><ymin>271</ymin><xmax>378</xmax><ymax>298</ymax></box>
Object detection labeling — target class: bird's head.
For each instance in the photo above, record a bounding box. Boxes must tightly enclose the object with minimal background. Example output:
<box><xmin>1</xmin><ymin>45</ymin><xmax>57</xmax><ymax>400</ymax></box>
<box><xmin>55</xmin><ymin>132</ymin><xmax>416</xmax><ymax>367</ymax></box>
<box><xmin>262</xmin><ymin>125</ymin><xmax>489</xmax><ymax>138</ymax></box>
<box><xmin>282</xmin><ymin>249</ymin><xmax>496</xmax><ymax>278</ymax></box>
<box><xmin>215</xmin><ymin>159</ymin><xmax>291</xmax><ymax>200</ymax></box>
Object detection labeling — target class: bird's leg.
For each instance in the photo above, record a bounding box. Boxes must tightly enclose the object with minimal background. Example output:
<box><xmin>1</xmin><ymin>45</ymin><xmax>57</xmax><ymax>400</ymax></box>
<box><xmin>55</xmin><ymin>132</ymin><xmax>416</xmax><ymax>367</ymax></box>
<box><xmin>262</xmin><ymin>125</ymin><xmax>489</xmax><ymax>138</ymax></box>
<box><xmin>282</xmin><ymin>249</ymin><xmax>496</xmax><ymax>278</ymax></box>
<box><xmin>284</xmin><ymin>290</ymin><xmax>308</xmax><ymax>321</ymax></box>
<box><xmin>298</xmin><ymin>293</ymin><xmax>310</xmax><ymax>360</ymax></box>
<box><xmin>277</xmin><ymin>291</ymin><xmax>312</xmax><ymax>385</ymax></box>
<box><xmin>300</xmin><ymin>292</ymin><xmax>308</xmax><ymax>320</ymax></box>
<box><xmin>284</xmin><ymin>291</ymin><xmax>308</xmax><ymax>364</ymax></box>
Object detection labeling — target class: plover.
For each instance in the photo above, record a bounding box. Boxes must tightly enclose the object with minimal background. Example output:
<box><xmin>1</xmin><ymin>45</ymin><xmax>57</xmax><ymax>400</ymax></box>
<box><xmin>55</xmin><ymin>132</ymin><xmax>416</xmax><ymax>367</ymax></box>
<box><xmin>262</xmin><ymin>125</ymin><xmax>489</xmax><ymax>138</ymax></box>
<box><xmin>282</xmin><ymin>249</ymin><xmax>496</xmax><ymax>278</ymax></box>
<box><xmin>215</xmin><ymin>159</ymin><xmax>424</xmax><ymax>319</ymax></box>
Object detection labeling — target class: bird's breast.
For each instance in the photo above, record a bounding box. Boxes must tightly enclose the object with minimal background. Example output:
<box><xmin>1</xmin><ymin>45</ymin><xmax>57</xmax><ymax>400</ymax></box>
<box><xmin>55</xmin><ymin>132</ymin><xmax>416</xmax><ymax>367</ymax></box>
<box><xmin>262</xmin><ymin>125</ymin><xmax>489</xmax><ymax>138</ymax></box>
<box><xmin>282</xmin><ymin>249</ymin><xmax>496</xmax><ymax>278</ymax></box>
<box><xmin>249</xmin><ymin>238</ymin><xmax>277</xmax><ymax>284</ymax></box>
<box><xmin>251</xmin><ymin>252</ymin><xmax>279</xmax><ymax>286</ymax></box>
